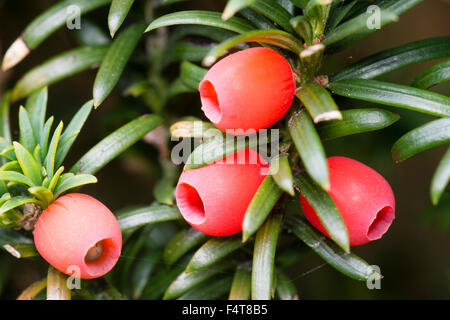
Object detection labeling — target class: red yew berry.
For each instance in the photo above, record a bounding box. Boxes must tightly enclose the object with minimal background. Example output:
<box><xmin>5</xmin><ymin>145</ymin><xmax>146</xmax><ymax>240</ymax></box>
<box><xmin>199</xmin><ymin>47</ymin><xmax>295</xmax><ymax>133</ymax></box>
<box><xmin>34</xmin><ymin>193</ymin><xmax>122</xmax><ymax>279</ymax></box>
<box><xmin>175</xmin><ymin>148</ymin><xmax>269</xmax><ymax>236</ymax></box>
<box><xmin>300</xmin><ymin>156</ymin><xmax>395</xmax><ymax>246</ymax></box>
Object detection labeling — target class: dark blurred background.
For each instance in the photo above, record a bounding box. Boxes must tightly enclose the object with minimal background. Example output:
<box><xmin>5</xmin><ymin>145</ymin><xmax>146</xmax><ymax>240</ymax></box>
<box><xmin>0</xmin><ymin>0</ymin><xmax>449</xmax><ymax>299</ymax></box>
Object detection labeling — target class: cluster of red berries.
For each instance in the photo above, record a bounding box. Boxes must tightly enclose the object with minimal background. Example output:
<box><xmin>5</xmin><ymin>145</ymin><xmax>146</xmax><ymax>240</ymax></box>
<box><xmin>33</xmin><ymin>47</ymin><xmax>396</xmax><ymax>280</ymax></box>
<box><xmin>176</xmin><ymin>47</ymin><xmax>395</xmax><ymax>246</ymax></box>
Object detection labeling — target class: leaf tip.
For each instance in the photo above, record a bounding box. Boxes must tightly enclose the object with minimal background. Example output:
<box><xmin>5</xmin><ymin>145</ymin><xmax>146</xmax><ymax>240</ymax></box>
<box><xmin>202</xmin><ymin>55</ymin><xmax>216</xmax><ymax>68</ymax></box>
<box><xmin>144</xmin><ymin>24</ymin><xmax>153</xmax><ymax>33</ymax></box>
<box><xmin>10</xmin><ymin>88</ymin><xmax>21</xmax><ymax>103</ymax></box>
<box><xmin>2</xmin><ymin>37</ymin><xmax>30</xmax><ymax>71</ymax></box>
<box><xmin>391</xmin><ymin>152</ymin><xmax>401</xmax><ymax>164</ymax></box>
<box><xmin>185</xmin><ymin>263</ymin><xmax>194</xmax><ymax>274</ymax></box>
<box><xmin>93</xmin><ymin>100</ymin><xmax>101</xmax><ymax>109</ymax></box>
<box><xmin>286</xmin><ymin>186</ymin><xmax>295</xmax><ymax>197</ymax></box>
<box><xmin>3</xmin><ymin>244</ymin><xmax>22</xmax><ymax>258</ymax></box>
<box><xmin>221</xmin><ymin>8</ymin><xmax>233</xmax><ymax>21</ymax></box>
<box><xmin>314</xmin><ymin>111</ymin><xmax>343</xmax><ymax>123</ymax></box>
<box><xmin>431</xmin><ymin>192</ymin><xmax>440</xmax><ymax>206</ymax></box>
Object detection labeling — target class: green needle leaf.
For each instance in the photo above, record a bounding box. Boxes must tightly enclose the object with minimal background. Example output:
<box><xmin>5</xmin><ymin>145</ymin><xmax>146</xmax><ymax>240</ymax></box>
<box><xmin>184</xmin><ymin>131</ymin><xmax>270</xmax><ymax>170</ymax></box>
<box><xmin>287</xmin><ymin>215</ymin><xmax>381</xmax><ymax>281</ymax></box>
<box><xmin>0</xmin><ymin>228</ymin><xmax>37</xmax><ymax>259</ymax></box>
<box><xmin>1</xmin><ymin>161</ymin><xmax>20</xmax><ymax>172</ymax></box>
<box><xmin>203</xmin><ymin>29</ymin><xmax>302</xmax><ymax>67</ymax></box>
<box><xmin>187</xmin><ymin>235</ymin><xmax>244</xmax><ymax>273</ymax></box>
<box><xmin>13</xmin><ymin>142</ymin><xmax>42</xmax><ymax>186</ymax></box>
<box><xmin>71</xmin><ymin>114</ymin><xmax>163</xmax><ymax>175</ymax></box>
<box><xmin>331</xmin><ymin>36</ymin><xmax>450</xmax><ymax>81</ymax></box>
<box><xmin>326</xmin><ymin>0</ymin><xmax>422</xmax><ymax>53</ymax></box>
<box><xmin>276</xmin><ymin>270</ymin><xmax>299</xmax><ymax>300</ymax></box>
<box><xmin>73</xmin><ymin>19</ymin><xmax>111</xmax><ymax>46</ymax></box>
<box><xmin>160</xmin><ymin>0</ymin><xmax>189</xmax><ymax>4</ymax></box>
<box><xmin>239</xmin><ymin>7</ymin><xmax>277</xmax><ymax>30</ymax></box>
<box><xmin>392</xmin><ymin>118</ymin><xmax>450</xmax><ymax>163</ymax></box>
<box><xmin>145</xmin><ymin>11</ymin><xmax>255</xmax><ymax>34</ymax></box>
<box><xmin>430</xmin><ymin>147</ymin><xmax>450</xmax><ymax>206</ymax></box>
<box><xmin>288</xmin><ymin>109</ymin><xmax>329</xmax><ymax>190</ymax></box>
<box><xmin>305</xmin><ymin>0</ymin><xmax>331</xmax><ymax>20</ymax></box>
<box><xmin>53</xmin><ymin>174</ymin><xmax>97</xmax><ymax>199</ymax></box>
<box><xmin>0</xmin><ymin>193</ymin><xmax>12</xmax><ymax>207</ymax></box>
<box><xmin>326</xmin><ymin>0</ymin><xmax>357</xmax><ymax>31</ymax></box>
<box><xmin>141</xmin><ymin>255</ymin><xmax>190</xmax><ymax>300</ymax></box>
<box><xmin>165</xmin><ymin>41</ymin><xmax>212</xmax><ymax>65</ymax></box>
<box><xmin>163</xmin><ymin>228</ymin><xmax>209</xmax><ymax>267</ymax></box>
<box><xmin>25</xmin><ymin>87</ymin><xmax>47</xmax><ymax>143</ymax></box>
<box><xmin>33</xmin><ymin>145</ymin><xmax>41</xmax><ymax>167</ymax></box>
<box><xmin>48</xmin><ymin>167</ymin><xmax>65</xmax><ymax>193</ymax></box>
<box><xmin>55</xmin><ymin>100</ymin><xmax>93</xmax><ymax>168</ymax></box>
<box><xmin>290</xmin><ymin>15</ymin><xmax>313</xmax><ymax>45</ymax></box>
<box><xmin>412</xmin><ymin>59</ymin><xmax>450</xmax><ymax>89</ymax></box>
<box><xmin>248</xmin><ymin>0</ymin><xmax>295</xmax><ymax>33</ymax></box>
<box><xmin>322</xmin><ymin>9</ymin><xmax>398</xmax><ymax>46</ymax></box>
<box><xmin>229</xmin><ymin>263</ymin><xmax>252</xmax><ymax>300</ymax></box>
<box><xmin>317</xmin><ymin>108</ymin><xmax>400</xmax><ymax>141</ymax></box>
<box><xmin>270</xmin><ymin>153</ymin><xmax>294</xmax><ymax>196</ymax></box>
<box><xmin>153</xmin><ymin>161</ymin><xmax>178</xmax><ymax>206</ymax></box>
<box><xmin>328</xmin><ymin>79</ymin><xmax>450</xmax><ymax>117</ymax></box>
<box><xmin>117</xmin><ymin>204</ymin><xmax>182</xmax><ymax>231</ymax></box>
<box><xmin>2</xmin><ymin>243</ymin><xmax>37</xmax><ymax>259</ymax></box>
<box><xmin>12</xmin><ymin>46</ymin><xmax>108</xmax><ymax>101</ymax></box>
<box><xmin>18</xmin><ymin>106</ymin><xmax>36</xmax><ymax>152</ymax></box>
<box><xmin>17</xmin><ymin>278</ymin><xmax>47</xmax><ymax>300</ymax></box>
<box><xmin>22</xmin><ymin>0</ymin><xmax>111</xmax><ymax>50</ymax></box>
<box><xmin>28</xmin><ymin>186</ymin><xmax>53</xmax><ymax>209</ymax></box>
<box><xmin>40</xmin><ymin>117</ymin><xmax>54</xmax><ymax>160</ymax></box>
<box><xmin>242</xmin><ymin>175</ymin><xmax>282</xmax><ymax>241</ymax></box>
<box><xmin>0</xmin><ymin>171</ymin><xmax>34</xmax><ymax>187</ymax></box>
<box><xmin>295</xmin><ymin>172</ymin><xmax>350</xmax><ymax>252</ymax></box>
<box><xmin>178</xmin><ymin>61</ymin><xmax>207</xmax><ymax>90</ymax></box>
<box><xmin>296</xmin><ymin>82</ymin><xmax>342</xmax><ymax>123</ymax></box>
<box><xmin>170</xmin><ymin>25</ymin><xmax>235</xmax><ymax>43</ymax></box>
<box><xmin>168</xmin><ymin>61</ymin><xmax>207</xmax><ymax>97</ymax></box>
<box><xmin>290</xmin><ymin>0</ymin><xmax>308</xmax><ymax>9</ymax></box>
<box><xmin>222</xmin><ymin>0</ymin><xmax>258</xmax><ymax>20</ymax></box>
<box><xmin>163</xmin><ymin>261</ymin><xmax>234</xmax><ymax>300</ymax></box>
<box><xmin>1</xmin><ymin>0</ymin><xmax>110</xmax><ymax>70</ymax></box>
<box><xmin>177</xmin><ymin>276</ymin><xmax>232</xmax><ymax>300</ymax></box>
<box><xmin>131</xmin><ymin>249</ymin><xmax>162</xmax><ymax>299</ymax></box>
<box><xmin>0</xmin><ymin>92</ymin><xmax>12</xmax><ymax>144</ymax></box>
<box><xmin>93</xmin><ymin>22</ymin><xmax>146</xmax><ymax>107</ymax></box>
<box><xmin>251</xmin><ymin>212</ymin><xmax>283</xmax><ymax>300</ymax></box>
<box><xmin>0</xmin><ymin>196</ymin><xmax>41</xmax><ymax>215</ymax></box>
<box><xmin>108</xmin><ymin>0</ymin><xmax>135</xmax><ymax>37</ymax></box>
<box><xmin>0</xmin><ymin>140</ymin><xmax>16</xmax><ymax>162</ymax></box>
<box><xmin>45</xmin><ymin>121</ymin><xmax>63</xmax><ymax>180</ymax></box>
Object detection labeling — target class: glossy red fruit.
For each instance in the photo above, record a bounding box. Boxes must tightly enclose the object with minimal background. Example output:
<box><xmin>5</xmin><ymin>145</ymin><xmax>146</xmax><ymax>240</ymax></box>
<box><xmin>34</xmin><ymin>193</ymin><xmax>122</xmax><ymax>279</ymax></box>
<box><xmin>199</xmin><ymin>47</ymin><xmax>295</xmax><ymax>133</ymax></box>
<box><xmin>175</xmin><ymin>148</ymin><xmax>269</xmax><ymax>236</ymax></box>
<box><xmin>300</xmin><ymin>156</ymin><xmax>395</xmax><ymax>246</ymax></box>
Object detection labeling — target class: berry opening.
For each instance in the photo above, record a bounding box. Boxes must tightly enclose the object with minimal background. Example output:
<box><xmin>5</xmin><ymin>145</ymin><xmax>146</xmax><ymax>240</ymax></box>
<box><xmin>85</xmin><ymin>240</ymin><xmax>104</xmax><ymax>262</ymax></box>
<box><xmin>176</xmin><ymin>183</ymin><xmax>206</xmax><ymax>225</ymax></box>
<box><xmin>367</xmin><ymin>206</ymin><xmax>395</xmax><ymax>240</ymax></box>
<box><xmin>83</xmin><ymin>238</ymin><xmax>117</xmax><ymax>276</ymax></box>
<box><xmin>199</xmin><ymin>80</ymin><xmax>222</xmax><ymax>123</ymax></box>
